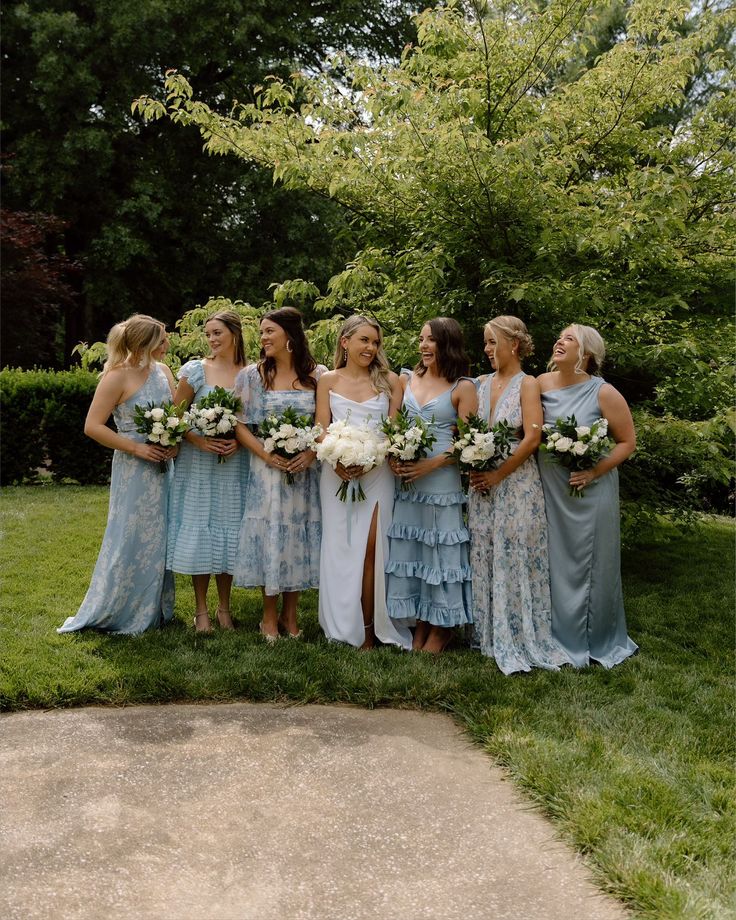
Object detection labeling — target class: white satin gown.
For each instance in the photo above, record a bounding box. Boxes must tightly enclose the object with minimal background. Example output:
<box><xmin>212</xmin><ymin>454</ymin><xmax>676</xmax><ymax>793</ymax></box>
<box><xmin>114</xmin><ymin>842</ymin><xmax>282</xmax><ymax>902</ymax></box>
<box><xmin>318</xmin><ymin>391</ymin><xmax>412</xmax><ymax>649</ymax></box>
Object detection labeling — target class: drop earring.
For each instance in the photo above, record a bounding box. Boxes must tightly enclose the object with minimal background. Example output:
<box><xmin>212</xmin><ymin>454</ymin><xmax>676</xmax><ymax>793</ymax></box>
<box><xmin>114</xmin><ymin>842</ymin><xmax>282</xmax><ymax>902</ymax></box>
<box><xmin>343</xmin><ymin>348</ymin><xmax>348</xmax><ymax>363</ymax></box>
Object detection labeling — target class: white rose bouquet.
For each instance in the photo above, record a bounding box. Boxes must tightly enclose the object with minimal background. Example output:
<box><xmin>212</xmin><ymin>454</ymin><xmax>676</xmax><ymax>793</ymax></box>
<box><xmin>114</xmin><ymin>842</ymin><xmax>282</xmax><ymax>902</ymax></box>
<box><xmin>539</xmin><ymin>415</ymin><xmax>613</xmax><ymax>496</ymax></box>
<box><xmin>449</xmin><ymin>414</ymin><xmax>514</xmax><ymax>474</ymax></box>
<box><xmin>186</xmin><ymin>386</ymin><xmax>242</xmax><ymax>464</ymax></box>
<box><xmin>256</xmin><ymin>406</ymin><xmax>322</xmax><ymax>484</ymax></box>
<box><xmin>316</xmin><ymin>418</ymin><xmax>389</xmax><ymax>502</ymax></box>
<box><xmin>381</xmin><ymin>406</ymin><xmax>437</xmax><ymax>491</ymax></box>
<box><xmin>133</xmin><ymin>400</ymin><xmax>189</xmax><ymax>472</ymax></box>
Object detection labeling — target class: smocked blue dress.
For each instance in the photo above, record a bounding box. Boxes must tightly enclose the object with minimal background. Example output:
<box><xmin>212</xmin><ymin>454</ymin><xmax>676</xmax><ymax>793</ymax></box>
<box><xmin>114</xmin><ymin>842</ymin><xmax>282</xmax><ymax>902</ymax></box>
<box><xmin>233</xmin><ymin>364</ymin><xmax>324</xmax><ymax>596</ymax></box>
<box><xmin>539</xmin><ymin>376</ymin><xmax>638</xmax><ymax>668</ymax></box>
<box><xmin>386</xmin><ymin>372</ymin><xmax>473</xmax><ymax>628</ymax></box>
<box><xmin>468</xmin><ymin>373</ymin><xmax>573</xmax><ymax>673</ymax></box>
<box><xmin>166</xmin><ymin>360</ymin><xmax>249</xmax><ymax>575</ymax></box>
<box><xmin>57</xmin><ymin>364</ymin><xmax>175</xmax><ymax>635</ymax></box>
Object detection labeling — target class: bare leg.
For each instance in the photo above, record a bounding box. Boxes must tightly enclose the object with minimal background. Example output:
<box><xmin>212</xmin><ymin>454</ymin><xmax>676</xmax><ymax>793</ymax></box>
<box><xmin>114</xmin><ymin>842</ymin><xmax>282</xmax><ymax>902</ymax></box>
<box><xmin>412</xmin><ymin>620</ymin><xmax>430</xmax><ymax>651</ymax></box>
<box><xmin>421</xmin><ymin>625</ymin><xmax>453</xmax><ymax>654</ymax></box>
<box><xmin>359</xmin><ymin>504</ymin><xmax>379</xmax><ymax>650</ymax></box>
<box><xmin>280</xmin><ymin>591</ymin><xmax>301</xmax><ymax>636</ymax></box>
<box><xmin>192</xmin><ymin>574</ymin><xmax>212</xmax><ymax>633</ymax></box>
<box><xmin>215</xmin><ymin>573</ymin><xmax>235</xmax><ymax>629</ymax></box>
<box><xmin>260</xmin><ymin>590</ymin><xmax>280</xmax><ymax>639</ymax></box>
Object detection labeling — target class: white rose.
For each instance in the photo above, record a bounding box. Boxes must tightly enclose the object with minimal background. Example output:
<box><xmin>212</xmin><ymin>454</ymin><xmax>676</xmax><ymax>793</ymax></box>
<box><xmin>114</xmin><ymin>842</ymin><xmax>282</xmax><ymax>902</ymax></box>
<box><xmin>166</xmin><ymin>416</ymin><xmax>180</xmax><ymax>429</ymax></box>
<box><xmin>149</xmin><ymin>433</ymin><xmax>160</xmax><ymax>443</ymax></box>
<box><xmin>144</xmin><ymin>410</ymin><xmax>152</xmax><ymax>419</ymax></box>
<box><xmin>571</xmin><ymin>441</ymin><xmax>588</xmax><ymax>455</ymax></box>
<box><xmin>150</xmin><ymin>407</ymin><xmax>165</xmax><ymax>421</ymax></box>
<box><xmin>548</xmin><ymin>431</ymin><xmax>560</xmax><ymax>442</ymax></box>
<box><xmin>215</xmin><ymin>418</ymin><xmax>232</xmax><ymax>434</ymax></box>
<box><xmin>151</xmin><ymin>422</ymin><xmax>165</xmax><ymax>435</ymax></box>
<box><xmin>575</xmin><ymin>426</ymin><xmax>591</xmax><ymax>438</ymax></box>
<box><xmin>555</xmin><ymin>437</ymin><xmax>573</xmax><ymax>452</ymax></box>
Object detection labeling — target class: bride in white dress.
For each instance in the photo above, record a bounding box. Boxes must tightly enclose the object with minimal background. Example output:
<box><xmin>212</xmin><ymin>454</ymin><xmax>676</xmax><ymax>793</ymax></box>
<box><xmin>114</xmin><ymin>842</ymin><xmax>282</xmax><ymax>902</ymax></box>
<box><xmin>316</xmin><ymin>316</ymin><xmax>413</xmax><ymax>650</ymax></box>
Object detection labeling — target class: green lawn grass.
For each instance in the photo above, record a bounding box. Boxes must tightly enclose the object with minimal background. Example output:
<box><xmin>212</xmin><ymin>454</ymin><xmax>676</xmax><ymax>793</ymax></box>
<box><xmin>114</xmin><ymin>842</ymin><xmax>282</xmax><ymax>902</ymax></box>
<box><xmin>1</xmin><ymin>484</ymin><xmax>734</xmax><ymax>919</ymax></box>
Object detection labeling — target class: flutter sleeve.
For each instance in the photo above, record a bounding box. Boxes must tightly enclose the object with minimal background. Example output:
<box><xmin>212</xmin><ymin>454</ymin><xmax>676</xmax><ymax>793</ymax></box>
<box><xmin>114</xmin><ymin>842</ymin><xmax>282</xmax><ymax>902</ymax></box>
<box><xmin>234</xmin><ymin>364</ymin><xmax>261</xmax><ymax>425</ymax></box>
<box><xmin>177</xmin><ymin>359</ymin><xmax>205</xmax><ymax>396</ymax></box>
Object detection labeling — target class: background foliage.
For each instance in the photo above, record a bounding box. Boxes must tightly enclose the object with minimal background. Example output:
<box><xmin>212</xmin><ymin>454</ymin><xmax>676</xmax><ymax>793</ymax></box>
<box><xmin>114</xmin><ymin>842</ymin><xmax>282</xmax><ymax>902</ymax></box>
<box><xmin>0</xmin><ymin>0</ymin><xmax>417</xmax><ymax>366</ymax></box>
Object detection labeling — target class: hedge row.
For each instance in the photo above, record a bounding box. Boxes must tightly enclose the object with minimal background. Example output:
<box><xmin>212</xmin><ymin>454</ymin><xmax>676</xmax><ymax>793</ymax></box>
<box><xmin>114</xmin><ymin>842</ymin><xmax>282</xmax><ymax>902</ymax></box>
<box><xmin>0</xmin><ymin>368</ymin><xmax>111</xmax><ymax>485</ymax></box>
<box><xmin>1</xmin><ymin>371</ymin><xmax>732</xmax><ymax>527</ymax></box>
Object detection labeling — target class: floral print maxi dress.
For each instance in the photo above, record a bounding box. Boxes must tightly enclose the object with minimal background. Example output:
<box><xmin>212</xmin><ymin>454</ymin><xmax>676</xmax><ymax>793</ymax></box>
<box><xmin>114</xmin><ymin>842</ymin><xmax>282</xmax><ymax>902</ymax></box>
<box><xmin>57</xmin><ymin>364</ymin><xmax>175</xmax><ymax>635</ymax></box>
<box><xmin>467</xmin><ymin>372</ymin><xmax>572</xmax><ymax>674</ymax></box>
<box><xmin>233</xmin><ymin>364</ymin><xmax>323</xmax><ymax>595</ymax></box>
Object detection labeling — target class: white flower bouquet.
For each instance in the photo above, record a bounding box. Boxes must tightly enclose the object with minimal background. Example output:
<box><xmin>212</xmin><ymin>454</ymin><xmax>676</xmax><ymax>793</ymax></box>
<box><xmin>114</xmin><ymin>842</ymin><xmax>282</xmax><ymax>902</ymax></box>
<box><xmin>316</xmin><ymin>417</ymin><xmax>389</xmax><ymax>502</ymax></box>
<box><xmin>539</xmin><ymin>415</ymin><xmax>613</xmax><ymax>496</ymax></box>
<box><xmin>133</xmin><ymin>400</ymin><xmax>189</xmax><ymax>471</ymax></box>
<box><xmin>449</xmin><ymin>414</ymin><xmax>514</xmax><ymax>473</ymax></box>
<box><xmin>257</xmin><ymin>406</ymin><xmax>322</xmax><ymax>484</ymax></box>
<box><xmin>186</xmin><ymin>386</ymin><xmax>242</xmax><ymax>464</ymax></box>
<box><xmin>381</xmin><ymin>406</ymin><xmax>437</xmax><ymax>491</ymax></box>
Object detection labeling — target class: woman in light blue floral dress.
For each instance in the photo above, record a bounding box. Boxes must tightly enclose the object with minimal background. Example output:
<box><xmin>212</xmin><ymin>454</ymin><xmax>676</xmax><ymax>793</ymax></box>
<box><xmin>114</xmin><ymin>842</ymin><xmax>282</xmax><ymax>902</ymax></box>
<box><xmin>234</xmin><ymin>307</ymin><xmax>324</xmax><ymax>641</ymax></box>
<box><xmin>167</xmin><ymin>311</ymin><xmax>249</xmax><ymax>633</ymax></box>
<box><xmin>468</xmin><ymin>316</ymin><xmax>572</xmax><ymax>674</ymax></box>
<box><xmin>387</xmin><ymin>317</ymin><xmax>477</xmax><ymax>653</ymax></box>
<box><xmin>58</xmin><ymin>315</ymin><xmax>176</xmax><ymax>635</ymax></box>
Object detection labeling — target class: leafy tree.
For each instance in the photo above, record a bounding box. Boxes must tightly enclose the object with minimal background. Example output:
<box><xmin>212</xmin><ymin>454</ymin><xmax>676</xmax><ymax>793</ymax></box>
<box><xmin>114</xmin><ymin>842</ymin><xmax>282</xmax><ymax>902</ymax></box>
<box><xmin>1</xmin><ymin>0</ymin><xmax>417</xmax><ymax>357</ymax></box>
<box><xmin>0</xmin><ymin>205</ymin><xmax>79</xmax><ymax>368</ymax></box>
<box><xmin>134</xmin><ymin>0</ymin><xmax>735</xmax><ymax>423</ymax></box>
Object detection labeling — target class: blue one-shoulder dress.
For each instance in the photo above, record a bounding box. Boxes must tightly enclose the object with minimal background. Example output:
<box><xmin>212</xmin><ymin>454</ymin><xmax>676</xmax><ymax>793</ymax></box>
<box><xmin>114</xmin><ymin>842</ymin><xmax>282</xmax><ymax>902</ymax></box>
<box><xmin>58</xmin><ymin>364</ymin><xmax>175</xmax><ymax>634</ymax></box>
<box><xmin>386</xmin><ymin>372</ymin><xmax>473</xmax><ymax>628</ymax></box>
<box><xmin>166</xmin><ymin>359</ymin><xmax>248</xmax><ymax>575</ymax></box>
<box><xmin>539</xmin><ymin>376</ymin><xmax>638</xmax><ymax>668</ymax></box>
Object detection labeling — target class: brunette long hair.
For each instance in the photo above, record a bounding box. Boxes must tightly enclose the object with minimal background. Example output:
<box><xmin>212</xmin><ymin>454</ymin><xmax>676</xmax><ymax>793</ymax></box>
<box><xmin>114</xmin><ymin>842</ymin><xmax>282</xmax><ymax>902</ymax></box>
<box><xmin>259</xmin><ymin>307</ymin><xmax>317</xmax><ymax>391</ymax></box>
<box><xmin>414</xmin><ymin>317</ymin><xmax>469</xmax><ymax>382</ymax></box>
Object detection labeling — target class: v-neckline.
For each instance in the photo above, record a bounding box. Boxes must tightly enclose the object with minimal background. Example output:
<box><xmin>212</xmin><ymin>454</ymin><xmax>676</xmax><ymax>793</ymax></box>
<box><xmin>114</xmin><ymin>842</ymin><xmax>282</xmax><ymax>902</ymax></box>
<box><xmin>407</xmin><ymin>378</ymin><xmax>455</xmax><ymax>410</ymax></box>
<box><xmin>488</xmin><ymin>371</ymin><xmax>522</xmax><ymax>423</ymax></box>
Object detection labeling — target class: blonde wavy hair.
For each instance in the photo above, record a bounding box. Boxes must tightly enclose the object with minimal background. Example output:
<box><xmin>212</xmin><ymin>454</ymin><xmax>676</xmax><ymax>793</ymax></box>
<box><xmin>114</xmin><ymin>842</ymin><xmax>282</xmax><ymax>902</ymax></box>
<box><xmin>547</xmin><ymin>323</ymin><xmax>605</xmax><ymax>376</ymax></box>
<box><xmin>333</xmin><ymin>315</ymin><xmax>393</xmax><ymax>397</ymax></box>
<box><xmin>485</xmin><ymin>315</ymin><xmax>534</xmax><ymax>359</ymax></box>
<box><xmin>103</xmin><ymin>314</ymin><xmax>166</xmax><ymax>375</ymax></box>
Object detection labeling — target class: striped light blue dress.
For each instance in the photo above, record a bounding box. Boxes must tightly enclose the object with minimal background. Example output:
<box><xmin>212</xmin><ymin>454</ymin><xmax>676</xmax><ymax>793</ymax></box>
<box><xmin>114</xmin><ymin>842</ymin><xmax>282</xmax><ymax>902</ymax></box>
<box><xmin>167</xmin><ymin>359</ymin><xmax>249</xmax><ymax>575</ymax></box>
<box><xmin>57</xmin><ymin>364</ymin><xmax>175</xmax><ymax>635</ymax></box>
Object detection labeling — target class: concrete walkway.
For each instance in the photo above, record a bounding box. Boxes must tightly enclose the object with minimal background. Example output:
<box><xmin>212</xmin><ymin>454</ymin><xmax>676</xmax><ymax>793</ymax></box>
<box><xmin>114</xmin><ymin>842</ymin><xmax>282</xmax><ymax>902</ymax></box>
<box><xmin>1</xmin><ymin>703</ymin><xmax>626</xmax><ymax>920</ymax></box>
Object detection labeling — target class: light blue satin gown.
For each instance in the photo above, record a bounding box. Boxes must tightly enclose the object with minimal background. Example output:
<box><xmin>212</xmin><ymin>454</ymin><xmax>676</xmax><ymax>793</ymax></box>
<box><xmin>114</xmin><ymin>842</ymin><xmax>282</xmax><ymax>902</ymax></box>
<box><xmin>167</xmin><ymin>360</ymin><xmax>248</xmax><ymax>575</ymax></box>
<box><xmin>58</xmin><ymin>364</ymin><xmax>175</xmax><ymax>635</ymax></box>
<box><xmin>539</xmin><ymin>376</ymin><xmax>638</xmax><ymax>668</ymax></box>
<box><xmin>386</xmin><ymin>372</ymin><xmax>473</xmax><ymax>628</ymax></box>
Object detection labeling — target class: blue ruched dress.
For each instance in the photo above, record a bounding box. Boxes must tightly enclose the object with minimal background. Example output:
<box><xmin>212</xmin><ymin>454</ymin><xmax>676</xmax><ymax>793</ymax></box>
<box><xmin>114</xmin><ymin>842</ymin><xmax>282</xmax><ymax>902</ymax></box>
<box><xmin>539</xmin><ymin>376</ymin><xmax>638</xmax><ymax>668</ymax></box>
<box><xmin>233</xmin><ymin>364</ymin><xmax>323</xmax><ymax>596</ymax></box>
<box><xmin>386</xmin><ymin>372</ymin><xmax>473</xmax><ymax>628</ymax></box>
<box><xmin>58</xmin><ymin>364</ymin><xmax>175</xmax><ymax>635</ymax></box>
<box><xmin>166</xmin><ymin>359</ymin><xmax>249</xmax><ymax>575</ymax></box>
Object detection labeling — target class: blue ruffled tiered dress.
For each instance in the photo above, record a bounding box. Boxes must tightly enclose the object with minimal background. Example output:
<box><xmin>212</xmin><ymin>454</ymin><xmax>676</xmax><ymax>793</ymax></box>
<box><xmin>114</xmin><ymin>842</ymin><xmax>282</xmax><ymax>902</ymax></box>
<box><xmin>233</xmin><ymin>364</ymin><xmax>323</xmax><ymax>596</ymax></box>
<box><xmin>166</xmin><ymin>360</ymin><xmax>249</xmax><ymax>576</ymax></box>
<box><xmin>386</xmin><ymin>372</ymin><xmax>473</xmax><ymax>628</ymax></box>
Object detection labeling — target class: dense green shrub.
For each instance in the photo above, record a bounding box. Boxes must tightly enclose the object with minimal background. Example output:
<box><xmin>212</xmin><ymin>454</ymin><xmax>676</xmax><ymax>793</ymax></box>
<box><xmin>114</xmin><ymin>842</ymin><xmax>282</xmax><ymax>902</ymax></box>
<box><xmin>620</xmin><ymin>409</ymin><xmax>735</xmax><ymax>540</ymax></box>
<box><xmin>0</xmin><ymin>368</ymin><xmax>111</xmax><ymax>485</ymax></box>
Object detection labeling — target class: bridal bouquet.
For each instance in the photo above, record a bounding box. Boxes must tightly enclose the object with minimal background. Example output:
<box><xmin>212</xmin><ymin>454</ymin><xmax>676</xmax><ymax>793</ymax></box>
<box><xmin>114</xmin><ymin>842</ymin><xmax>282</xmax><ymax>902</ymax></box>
<box><xmin>257</xmin><ymin>406</ymin><xmax>322</xmax><ymax>484</ymax></box>
<box><xmin>186</xmin><ymin>386</ymin><xmax>242</xmax><ymax>463</ymax></box>
<box><xmin>381</xmin><ymin>406</ymin><xmax>437</xmax><ymax>491</ymax></box>
<box><xmin>316</xmin><ymin>418</ymin><xmax>389</xmax><ymax>502</ymax></box>
<box><xmin>133</xmin><ymin>400</ymin><xmax>189</xmax><ymax>472</ymax></box>
<box><xmin>449</xmin><ymin>414</ymin><xmax>514</xmax><ymax>473</ymax></box>
<box><xmin>539</xmin><ymin>415</ymin><xmax>613</xmax><ymax>496</ymax></box>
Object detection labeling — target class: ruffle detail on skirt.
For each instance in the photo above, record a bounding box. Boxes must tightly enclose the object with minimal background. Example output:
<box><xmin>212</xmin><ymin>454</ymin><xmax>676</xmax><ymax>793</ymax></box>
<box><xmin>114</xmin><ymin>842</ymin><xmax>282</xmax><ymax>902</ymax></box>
<box><xmin>387</xmin><ymin>594</ymin><xmax>473</xmax><ymax>627</ymax></box>
<box><xmin>387</xmin><ymin>522</ymin><xmax>469</xmax><ymax>547</ymax></box>
<box><xmin>385</xmin><ymin>559</ymin><xmax>472</xmax><ymax>586</ymax></box>
<box><xmin>394</xmin><ymin>489</ymin><xmax>466</xmax><ymax>506</ymax></box>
